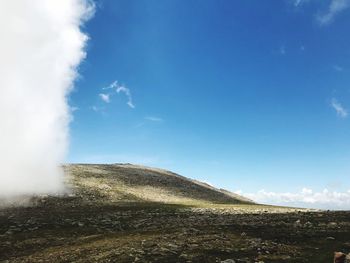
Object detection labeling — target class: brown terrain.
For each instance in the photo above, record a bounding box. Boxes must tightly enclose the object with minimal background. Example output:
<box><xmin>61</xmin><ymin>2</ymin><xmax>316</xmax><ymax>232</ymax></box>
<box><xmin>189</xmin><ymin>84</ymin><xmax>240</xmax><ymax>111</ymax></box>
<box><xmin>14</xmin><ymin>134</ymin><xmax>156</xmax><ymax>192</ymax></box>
<box><xmin>0</xmin><ymin>164</ymin><xmax>350</xmax><ymax>262</ymax></box>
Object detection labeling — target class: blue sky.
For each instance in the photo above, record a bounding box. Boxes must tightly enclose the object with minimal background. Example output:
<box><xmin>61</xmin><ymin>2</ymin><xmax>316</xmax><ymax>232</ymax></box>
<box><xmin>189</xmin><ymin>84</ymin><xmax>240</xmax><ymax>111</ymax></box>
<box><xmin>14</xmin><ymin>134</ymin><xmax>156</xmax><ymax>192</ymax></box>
<box><xmin>68</xmin><ymin>0</ymin><xmax>350</xmax><ymax>208</ymax></box>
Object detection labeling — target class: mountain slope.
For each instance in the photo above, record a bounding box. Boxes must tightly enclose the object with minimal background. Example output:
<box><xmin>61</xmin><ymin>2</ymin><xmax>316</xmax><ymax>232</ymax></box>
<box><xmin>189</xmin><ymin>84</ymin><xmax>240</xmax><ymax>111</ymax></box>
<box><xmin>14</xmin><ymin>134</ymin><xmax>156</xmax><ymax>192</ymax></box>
<box><xmin>65</xmin><ymin>163</ymin><xmax>253</xmax><ymax>205</ymax></box>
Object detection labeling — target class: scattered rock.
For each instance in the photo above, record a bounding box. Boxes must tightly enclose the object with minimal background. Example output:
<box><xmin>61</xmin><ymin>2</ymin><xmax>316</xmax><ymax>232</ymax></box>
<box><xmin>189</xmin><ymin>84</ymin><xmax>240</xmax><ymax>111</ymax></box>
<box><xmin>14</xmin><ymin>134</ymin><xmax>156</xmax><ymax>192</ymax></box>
<box><xmin>334</xmin><ymin>252</ymin><xmax>346</xmax><ymax>263</ymax></box>
<box><xmin>294</xmin><ymin>219</ymin><xmax>301</xmax><ymax>227</ymax></box>
<box><xmin>0</xmin><ymin>164</ymin><xmax>350</xmax><ymax>262</ymax></box>
<box><xmin>304</xmin><ymin>221</ymin><xmax>313</xmax><ymax>227</ymax></box>
<box><xmin>329</xmin><ymin>222</ymin><xmax>338</xmax><ymax>228</ymax></box>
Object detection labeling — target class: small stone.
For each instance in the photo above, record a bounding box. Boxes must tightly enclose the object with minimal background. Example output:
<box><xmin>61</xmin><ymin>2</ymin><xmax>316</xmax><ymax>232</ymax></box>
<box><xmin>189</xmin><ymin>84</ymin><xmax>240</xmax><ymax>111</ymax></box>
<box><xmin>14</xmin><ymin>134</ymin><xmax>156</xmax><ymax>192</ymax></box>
<box><xmin>326</xmin><ymin>237</ymin><xmax>336</xmax><ymax>240</ymax></box>
<box><xmin>221</xmin><ymin>259</ymin><xmax>235</xmax><ymax>263</ymax></box>
<box><xmin>304</xmin><ymin>221</ymin><xmax>313</xmax><ymax>227</ymax></box>
<box><xmin>5</xmin><ymin>230</ymin><xmax>13</xmax><ymax>235</ymax></box>
<box><xmin>294</xmin><ymin>219</ymin><xmax>301</xmax><ymax>227</ymax></box>
<box><xmin>334</xmin><ymin>252</ymin><xmax>346</xmax><ymax>263</ymax></box>
<box><xmin>328</xmin><ymin>222</ymin><xmax>338</xmax><ymax>228</ymax></box>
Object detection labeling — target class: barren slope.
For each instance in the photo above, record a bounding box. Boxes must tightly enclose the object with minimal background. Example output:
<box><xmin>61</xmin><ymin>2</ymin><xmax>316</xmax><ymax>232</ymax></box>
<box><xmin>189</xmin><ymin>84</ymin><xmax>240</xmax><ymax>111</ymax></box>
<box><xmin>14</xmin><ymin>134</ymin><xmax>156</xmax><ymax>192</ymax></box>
<box><xmin>66</xmin><ymin>163</ymin><xmax>253</xmax><ymax>205</ymax></box>
<box><xmin>1</xmin><ymin>164</ymin><xmax>349</xmax><ymax>262</ymax></box>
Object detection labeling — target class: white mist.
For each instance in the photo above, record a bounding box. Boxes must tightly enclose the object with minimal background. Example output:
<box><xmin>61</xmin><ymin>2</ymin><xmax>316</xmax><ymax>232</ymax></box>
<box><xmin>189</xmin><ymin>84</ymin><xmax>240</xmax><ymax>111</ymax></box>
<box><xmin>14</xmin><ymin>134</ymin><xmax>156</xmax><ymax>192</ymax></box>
<box><xmin>0</xmin><ymin>0</ymin><xmax>93</xmax><ymax>196</ymax></box>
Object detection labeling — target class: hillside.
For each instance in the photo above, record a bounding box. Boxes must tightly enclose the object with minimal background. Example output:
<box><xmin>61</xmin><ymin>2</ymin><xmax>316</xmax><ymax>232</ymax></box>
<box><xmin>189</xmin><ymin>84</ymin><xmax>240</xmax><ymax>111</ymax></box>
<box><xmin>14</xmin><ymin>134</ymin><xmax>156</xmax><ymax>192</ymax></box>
<box><xmin>1</xmin><ymin>164</ymin><xmax>349</xmax><ymax>262</ymax></box>
<box><xmin>66</xmin><ymin>163</ymin><xmax>253</xmax><ymax>205</ymax></box>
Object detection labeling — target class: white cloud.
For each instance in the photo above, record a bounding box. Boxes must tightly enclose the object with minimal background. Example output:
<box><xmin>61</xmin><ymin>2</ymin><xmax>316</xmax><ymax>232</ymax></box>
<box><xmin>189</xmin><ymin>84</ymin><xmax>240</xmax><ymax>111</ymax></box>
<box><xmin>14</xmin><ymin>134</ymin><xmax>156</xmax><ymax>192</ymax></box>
<box><xmin>145</xmin><ymin>116</ymin><xmax>163</xmax><ymax>122</ymax></box>
<box><xmin>0</xmin><ymin>0</ymin><xmax>94</xmax><ymax>197</ymax></box>
<box><xmin>292</xmin><ymin>0</ymin><xmax>350</xmax><ymax>25</ymax></box>
<box><xmin>236</xmin><ymin>188</ymin><xmax>350</xmax><ymax>209</ymax></box>
<box><xmin>103</xmin><ymin>80</ymin><xmax>119</xmax><ymax>90</ymax></box>
<box><xmin>100</xmin><ymin>80</ymin><xmax>135</xmax><ymax>109</ymax></box>
<box><xmin>116</xmin><ymin>85</ymin><xmax>135</xmax><ymax>109</ymax></box>
<box><xmin>317</xmin><ymin>0</ymin><xmax>350</xmax><ymax>25</ymax></box>
<box><xmin>331</xmin><ymin>98</ymin><xmax>348</xmax><ymax>118</ymax></box>
<box><xmin>99</xmin><ymin>93</ymin><xmax>110</xmax><ymax>103</ymax></box>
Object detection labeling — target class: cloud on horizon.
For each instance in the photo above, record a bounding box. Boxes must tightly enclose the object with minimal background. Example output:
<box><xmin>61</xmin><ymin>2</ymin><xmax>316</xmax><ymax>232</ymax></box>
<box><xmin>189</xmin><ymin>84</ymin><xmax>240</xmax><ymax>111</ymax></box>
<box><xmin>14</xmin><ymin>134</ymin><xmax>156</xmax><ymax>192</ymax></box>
<box><xmin>235</xmin><ymin>188</ymin><xmax>350</xmax><ymax>209</ymax></box>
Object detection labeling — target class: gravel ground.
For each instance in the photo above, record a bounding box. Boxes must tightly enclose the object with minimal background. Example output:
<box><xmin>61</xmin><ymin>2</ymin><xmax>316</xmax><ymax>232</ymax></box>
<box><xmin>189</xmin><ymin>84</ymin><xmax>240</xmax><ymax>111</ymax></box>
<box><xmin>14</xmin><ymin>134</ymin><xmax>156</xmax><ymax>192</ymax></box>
<box><xmin>0</xmin><ymin>196</ymin><xmax>349</xmax><ymax>262</ymax></box>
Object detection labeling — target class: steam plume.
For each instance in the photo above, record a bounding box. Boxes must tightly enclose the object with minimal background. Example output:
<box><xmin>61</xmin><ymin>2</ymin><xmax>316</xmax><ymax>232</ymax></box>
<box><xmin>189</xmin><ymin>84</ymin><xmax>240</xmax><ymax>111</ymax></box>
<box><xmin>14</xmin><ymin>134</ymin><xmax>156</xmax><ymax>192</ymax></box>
<box><xmin>0</xmin><ymin>1</ymin><xmax>93</xmax><ymax>196</ymax></box>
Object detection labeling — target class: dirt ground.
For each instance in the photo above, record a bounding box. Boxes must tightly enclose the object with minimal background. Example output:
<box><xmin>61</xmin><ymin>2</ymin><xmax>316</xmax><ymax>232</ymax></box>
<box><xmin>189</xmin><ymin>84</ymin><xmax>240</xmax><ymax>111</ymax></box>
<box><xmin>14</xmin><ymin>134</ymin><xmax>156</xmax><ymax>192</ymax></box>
<box><xmin>1</xmin><ymin>196</ymin><xmax>349</xmax><ymax>263</ymax></box>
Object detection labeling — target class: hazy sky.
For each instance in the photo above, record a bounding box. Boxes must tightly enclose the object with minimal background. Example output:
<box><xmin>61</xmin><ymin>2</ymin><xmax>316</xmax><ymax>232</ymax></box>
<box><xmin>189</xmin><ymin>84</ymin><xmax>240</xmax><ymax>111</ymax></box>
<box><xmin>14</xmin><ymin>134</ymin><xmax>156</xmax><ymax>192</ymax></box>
<box><xmin>68</xmin><ymin>0</ymin><xmax>350</xmax><ymax>209</ymax></box>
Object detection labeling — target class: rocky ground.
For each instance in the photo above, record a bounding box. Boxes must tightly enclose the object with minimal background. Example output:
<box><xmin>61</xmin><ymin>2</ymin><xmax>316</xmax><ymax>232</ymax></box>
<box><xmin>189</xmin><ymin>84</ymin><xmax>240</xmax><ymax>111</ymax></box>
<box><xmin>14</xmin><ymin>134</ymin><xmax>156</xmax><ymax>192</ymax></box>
<box><xmin>0</xmin><ymin>164</ymin><xmax>349</xmax><ymax>262</ymax></box>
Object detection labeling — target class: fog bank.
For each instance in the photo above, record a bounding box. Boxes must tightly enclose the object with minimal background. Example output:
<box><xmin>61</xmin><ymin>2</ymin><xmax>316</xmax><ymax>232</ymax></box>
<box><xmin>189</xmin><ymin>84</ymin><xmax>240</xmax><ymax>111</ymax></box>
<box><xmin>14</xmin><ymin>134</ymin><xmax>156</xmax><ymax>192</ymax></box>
<box><xmin>0</xmin><ymin>0</ymin><xmax>93</xmax><ymax>196</ymax></box>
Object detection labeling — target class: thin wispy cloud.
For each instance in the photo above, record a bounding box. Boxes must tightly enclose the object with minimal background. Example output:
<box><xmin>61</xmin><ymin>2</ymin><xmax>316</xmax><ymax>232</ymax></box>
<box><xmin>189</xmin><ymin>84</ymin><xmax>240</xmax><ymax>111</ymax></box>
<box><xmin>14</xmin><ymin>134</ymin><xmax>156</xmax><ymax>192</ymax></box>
<box><xmin>145</xmin><ymin>116</ymin><xmax>163</xmax><ymax>122</ymax></box>
<box><xmin>294</xmin><ymin>0</ymin><xmax>308</xmax><ymax>7</ymax></box>
<box><xmin>279</xmin><ymin>45</ymin><xmax>286</xmax><ymax>55</ymax></box>
<box><xmin>99</xmin><ymin>93</ymin><xmax>110</xmax><ymax>103</ymax></box>
<box><xmin>99</xmin><ymin>80</ymin><xmax>135</xmax><ymax>109</ymax></box>
<box><xmin>331</xmin><ymin>98</ymin><xmax>348</xmax><ymax>118</ymax></box>
<box><xmin>333</xmin><ymin>64</ymin><xmax>344</xmax><ymax>71</ymax></box>
<box><xmin>235</xmin><ymin>188</ymin><xmax>350</xmax><ymax>209</ymax></box>
<box><xmin>70</xmin><ymin>106</ymin><xmax>80</xmax><ymax>112</ymax></box>
<box><xmin>294</xmin><ymin>0</ymin><xmax>302</xmax><ymax>7</ymax></box>
<box><xmin>116</xmin><ymin>85</ymin><xmax>135</xmax><ymax>109</ymax></box>
<box><xmin>91</xmin><ymin>106</ymin><xmax>99</xmax><ymax>112</ymax></box>
<box><xmin>103</xmin><ymin>80</ymin><xmax>119</xmax><ymax>90</ymax></box>
<box><xmin>317</xmin><ymin>0</ymin><xmax>350</xmax><ymax>25</ymax></box>
<box><xmin>291</xmin><ymin>0</ymin><xmax>350</xmax><ymax>25</ymax></box>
